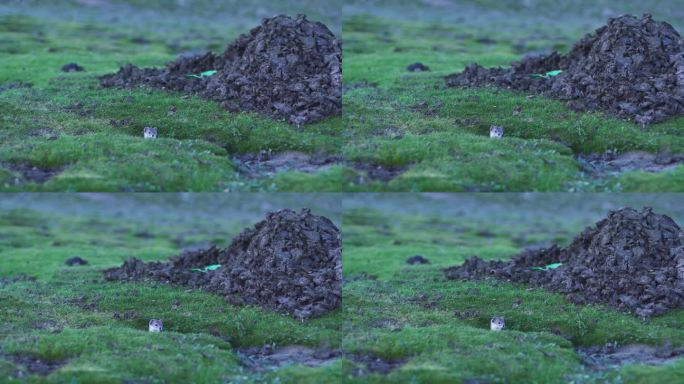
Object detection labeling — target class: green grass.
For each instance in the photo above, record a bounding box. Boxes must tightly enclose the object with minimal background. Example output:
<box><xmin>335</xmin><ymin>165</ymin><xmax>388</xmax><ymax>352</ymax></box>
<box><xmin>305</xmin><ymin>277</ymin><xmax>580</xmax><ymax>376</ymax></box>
<box><xmin>341</xmin><ymin>194</ymin><xmax>684</xmax><ymax>383</ymax></box>
<box><xmin>0</xmin><ymin>197</ymin><xmax>342</xmax><ymax>383</ymax></box>
<box><xmin>341</xmin><ymin>5</ymin><xmax>684</xmax><ymax>192</ymax></box>
<box><xmin>0</xmin><ymin>3</ymin><xmax>343</xmax><ymax>192</ymax></box>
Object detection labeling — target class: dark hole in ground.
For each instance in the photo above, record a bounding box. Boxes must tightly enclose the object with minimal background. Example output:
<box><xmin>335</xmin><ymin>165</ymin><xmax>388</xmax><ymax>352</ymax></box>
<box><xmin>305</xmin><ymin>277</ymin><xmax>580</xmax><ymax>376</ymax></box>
<box><xmin>235</xmin><ymin>345</ymin><xmax>407</xmax><ymax>376</ymax></box>
<box><xmin>1</xmin><ymin>162</ymin><xmax>63</xmax><ymax>185</ymax></box>
<box><xmin>104</xmin><ymin>209</ymin><xmax>342</xmax><ymax>319</ymax></box>
<box><xmin>578</xmin><ymin>151</ymin><xmax>684</xmax><ymax>177</ymax></box>
<box><xmin>0</xmin><ymin>274</ymin><xmax>36</xmax><ymax>287</ymax></box>
<box><xmin>236</xmin><ymin>345</ymin><xmax>342</xmax><ymax>372</ymax></box>
<box><xmin>446</xmin><ymin>14</ymin><xmax>684</xmax><ymax>125</ymax></box>
<box><xmin>445</xmin><ymin>207</ymin><xmax>684</xmax><ymax>318</ymax></box>
<box><xmin>0</xmin><ymin>82</ymin><xmax>32</xmax><ymax>94</ymax></box>
<box><xmin>65</xmin><ymin>257</ymin><xmax>88</xmax><ymax>266</ymax></box>
<box><xmin>231</xmin><ymin>150</ymin><xmax>408</xmax><ymax>183</ymax></box>
<box><xmin>353</xmin><ymin>162</ymin><xmax>408</xmax><ymax>183</ymax></box>
<box><xmin>349</xmin><ymin>354</ymin><xmax>407</xmax><ymax>375</ymax></box>
<box><xmin>577</xmin><ymin>343</ymin><xmax>684</xmax><ymax>370</ymax></box>
<box><xmin>100</xmin><ymin>15</ymin><xmax>341</xmax><ymax>125</ymax></box>
<box><xmin>8</xmin><ymin>354</ymin><xmax>67</xmax><ymax>377</ymax></box>
<box><xmin>232</xmin><ymin>151</ymin><xmax>342</xmax><ymax>178</ymax></box>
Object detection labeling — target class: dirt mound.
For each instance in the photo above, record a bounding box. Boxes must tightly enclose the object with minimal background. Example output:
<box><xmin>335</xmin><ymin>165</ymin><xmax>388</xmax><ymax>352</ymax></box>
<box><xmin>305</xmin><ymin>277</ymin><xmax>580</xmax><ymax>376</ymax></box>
<box><xmin>100</xmin><ymin>15</ymin><xmax>341</xmax><ymax>125</ymax></box>
<box><xmin>104</xmin><ymin>209</ymin><xmax>342</xmax><ymax>319</ymax></box>
<box><xmin>445</xmin><ymin>207</ymin><xmax>684</xmax><ymax>318</ymax></box>
<box><xmin>446</xmin><ymin>14</ymin><xmax>684</xmax><ymax>124</ymax></box>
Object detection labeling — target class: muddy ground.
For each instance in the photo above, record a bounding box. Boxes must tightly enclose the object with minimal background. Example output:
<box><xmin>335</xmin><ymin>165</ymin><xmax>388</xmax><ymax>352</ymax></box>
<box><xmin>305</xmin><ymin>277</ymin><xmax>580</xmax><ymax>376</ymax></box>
<box><xmin>101</xmin><ymin>14</ymin><xmax>341</xmax><ymax>125</ymax></box>
<box><xmin>445</xmin><ymin>207</ymin><xmax>684</xmax><ymax>318</ymax></box>
<box><xmin>447</xmin><ymin>14</ymin><xmax>684</xmax><ymax>124</ymax></box>
<box><xmin>104</xmin><ymin>208</ymin><xmax>342</xmax><ymax>319</ymax></box>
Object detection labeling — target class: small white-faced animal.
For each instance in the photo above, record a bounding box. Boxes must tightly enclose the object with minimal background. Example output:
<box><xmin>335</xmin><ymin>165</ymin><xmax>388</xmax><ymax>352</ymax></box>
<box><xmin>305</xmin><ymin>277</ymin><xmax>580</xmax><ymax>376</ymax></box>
<box><xmin>149</xmin><ymin>319</ymin><xmax>163</xmax><ymax>332</ymax></box>
<box><xmin>490</xmin><ymin>125</ymin><xmax>504</xmax><ymax>139</ymax></box>
<box><xmin>143</xmin><ymin>127</ymin><xmax>158</xmax><ymax>139</ymax></box>
<box><xmin>490</xmin><ymin>316</ymin><xmax>505</xmax><ymax>331</ymax></box>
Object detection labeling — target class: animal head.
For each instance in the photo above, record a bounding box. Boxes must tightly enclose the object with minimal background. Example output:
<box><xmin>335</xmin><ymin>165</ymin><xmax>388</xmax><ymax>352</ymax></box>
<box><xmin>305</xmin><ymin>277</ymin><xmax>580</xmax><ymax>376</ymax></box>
<box><xmin>149</xmin><ymin>319</ymin><xmax>163</xmax><ymax>332</ymax></box>
<box><xmin>490</xmin><ymin>316</ymin><xmax>505</xmax><ymax>331</ymax></box>
<box><xmin>143</xmin><ymin>127</ymin><xmax>158</xmax><ymax>139</ymax></box>
<box><xmin>490</xmin><ymin>125</ymin><xmax>504</xmax><ymax>139</ymax></box>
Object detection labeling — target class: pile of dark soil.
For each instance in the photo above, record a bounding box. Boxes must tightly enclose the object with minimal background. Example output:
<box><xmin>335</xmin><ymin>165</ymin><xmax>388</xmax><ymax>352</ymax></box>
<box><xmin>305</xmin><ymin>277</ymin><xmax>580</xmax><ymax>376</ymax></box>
<box><xmin>446</xmin><ymin>14</ymin><xmax>684</xmax><ymax>124</ymax></box>
<box><xmin>444</xmin><ymin>207</ymin><xmax>684</xmax><ymax>318</ymax></box>
<box><xmin>104</xmin><ymin>209</ymin><xmax>342</xmax><ymax>319</ymax></box>
<box><xmin>100</xmin><ymin>15</ymin><xmax>341</xmax><ymax>125</ymax></box>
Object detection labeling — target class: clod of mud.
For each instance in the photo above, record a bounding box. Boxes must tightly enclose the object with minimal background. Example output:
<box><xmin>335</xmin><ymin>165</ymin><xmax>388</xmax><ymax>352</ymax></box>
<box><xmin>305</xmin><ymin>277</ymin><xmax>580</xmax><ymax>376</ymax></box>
<box><xmin>406</xmin><ymin>255</ymin><xmax>430</xmax><ymax>265</ymax></box>
<box><xmin>104</xmin><ymin>209</ymin><xmax>341</xmax><ymax>319</ymax></box>
<box><xmin>61</xmin><ymin>63</ymin><xmax>84</xmax><ymax>72</ymax></box>
<box><xmin>446</xmin><ymin>14</ymin><xmax>684</xmax><ymax>124</ymax></box>
<box><xmin>444</xmin><ymin>207</ymin><xmax>684</xmax><ymax>318</ymax></box>
<box><xmin>578</xmin><ymin>151</ymin><xmax>684</xmax><ymax>177</ymax></box>
<box><xmin>237</xmin><ymin>345</ymin><xmax>342</xmax><ymax>372</ymax></box>
<box><xmin>100</xmin><ymin>15</ymin><xmax>341</xmax><ymax>125</ymax></box>
<box><xmin>65</xmin><ymin>257</ymin><xmax>88</xmax><ymax>266</ymax></box>
<box><xmin>233</xmin><ymin>151</ymin><xmax>342</xmax><ymax>178</ymax></box>
<box><xmin>578</xmin><ymin>343</ymin><xmax>684</xmax><ymax>370</ymax></box>
<box><xmin>407</xmin><ymin>62</ymin><xmax>430</xmax><ymax>72</ymax></box>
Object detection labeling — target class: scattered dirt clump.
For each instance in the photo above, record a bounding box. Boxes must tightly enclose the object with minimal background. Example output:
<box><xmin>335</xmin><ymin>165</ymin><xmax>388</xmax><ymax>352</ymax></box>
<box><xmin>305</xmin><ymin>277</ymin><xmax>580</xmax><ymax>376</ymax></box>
<box><xmin>100</xmin><ymin>15</ymin><xmax>341</xmax><ymax>125</ymax></box>
<box><xmin>444</xmin><ymin>207</ymin><xmax>684</xmax><ymax>318</ymax></box>
<box><xmin>578</xmin><ymin>343</ymin><xmax>684</xmax><ymax>370</ymax></box>
<box><xmin>446</xmin><ymin>14</ymin><xmax>684</xmax><ymax>124</ymax></box>
<box><xmin>104</xmin><ymin>209</ymin><xmax>342</xmax><ymax>319</ymax></box>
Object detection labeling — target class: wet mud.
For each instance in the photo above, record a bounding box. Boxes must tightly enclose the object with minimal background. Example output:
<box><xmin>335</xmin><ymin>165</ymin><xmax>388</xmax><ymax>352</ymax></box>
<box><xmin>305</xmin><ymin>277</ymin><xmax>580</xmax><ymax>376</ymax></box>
<box><xmin>101</xmin><ymin>15</ymin><xmax>341</xmax><ymax>125</ymax></box>
<box><xmin>445</xmin><ymin>207</ymin><xmax>684</xmax><ymax>318</ymax></box>
<box><xmin>447</xmin><ymin>14</ymin><xmax>684</xmax><ymax>124</ymax></box>
<box><xmin>104</xmin><ymin>209</ymin><xmax>342</xmax><ymax>319</ymax></box>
